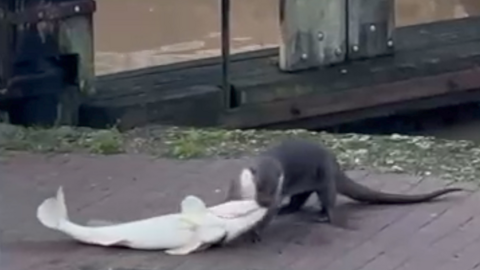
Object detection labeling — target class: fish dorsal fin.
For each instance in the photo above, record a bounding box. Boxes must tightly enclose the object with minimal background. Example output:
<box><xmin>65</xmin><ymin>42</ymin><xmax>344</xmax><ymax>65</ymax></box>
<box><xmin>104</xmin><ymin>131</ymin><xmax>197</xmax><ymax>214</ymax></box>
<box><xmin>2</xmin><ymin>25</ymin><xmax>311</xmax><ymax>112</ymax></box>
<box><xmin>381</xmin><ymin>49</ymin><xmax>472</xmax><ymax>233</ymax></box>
<box><xmin>181</xmin><ymin>195</ymin><xmax>208</xmax><ymax>214</ymax></box>
<box><xmin>180</xmin><ymin>195</ymin><xmax>208</xmax><ymax>225</ymax></box>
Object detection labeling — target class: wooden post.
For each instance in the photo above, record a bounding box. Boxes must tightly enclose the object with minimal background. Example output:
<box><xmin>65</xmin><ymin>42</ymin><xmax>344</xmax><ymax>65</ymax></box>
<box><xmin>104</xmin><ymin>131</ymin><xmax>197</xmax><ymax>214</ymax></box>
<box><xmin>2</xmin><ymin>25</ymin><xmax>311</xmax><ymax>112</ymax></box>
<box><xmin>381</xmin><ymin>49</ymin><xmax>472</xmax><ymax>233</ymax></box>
<box><xmin>0</xmin><ymin>2</ymin><xmax>11</xmax><ymax>96</ymax></box>
<box><xmin>279</xmin><ymin>0</ymin><xmax>347</xmax><ymax>72</ymax></box>
<box><xmin>0</xmin><ymin>0</ymin><xmax>96</xmax><ymax>126</ymax></box>
<box><xmin>56</xmin><ymin>2</ymin><xmax>96</xmax><ymax>125</ymax></box>
<box><xmin>220</xmin><ymin>0</ymin><xmax>233</xmax><ymax>108</ymax></box>
<box><xmin>347</xmin><ymin>0</ymin><xmax>394</xmax><ymax>60</ymax></box>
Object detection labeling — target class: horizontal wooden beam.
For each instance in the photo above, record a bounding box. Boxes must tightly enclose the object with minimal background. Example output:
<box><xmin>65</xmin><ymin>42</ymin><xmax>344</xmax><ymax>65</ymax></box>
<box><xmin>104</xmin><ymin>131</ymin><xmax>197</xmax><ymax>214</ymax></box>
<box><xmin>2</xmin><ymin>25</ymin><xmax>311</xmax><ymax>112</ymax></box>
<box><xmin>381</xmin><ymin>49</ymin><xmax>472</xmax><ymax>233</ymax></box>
<box><xmin>221</xmin><ymin>67</ymin><xmax>480</xmax><ymax>128</ymax></box>
<box><xmin>263</xmin><ymin>88</ymin><xmax>480</xmax><ymax>130</ymax></box>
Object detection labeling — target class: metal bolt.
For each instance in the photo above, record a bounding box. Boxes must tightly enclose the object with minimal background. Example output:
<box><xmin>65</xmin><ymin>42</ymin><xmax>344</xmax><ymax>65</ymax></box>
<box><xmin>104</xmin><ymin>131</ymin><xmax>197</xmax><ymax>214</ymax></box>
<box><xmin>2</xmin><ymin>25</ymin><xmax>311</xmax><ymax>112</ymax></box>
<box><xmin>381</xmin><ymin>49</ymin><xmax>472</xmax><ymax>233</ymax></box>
<box><xmin>352</xmin><ymin>45</ymin><xmax>359</xmax><ymax>52</ymax></box>
<box><xmin>301</xmin><ymin>53</ymin><xmax>308</xmax><ymax>60</ymax></box>
<box><xmin>370</xmin><ymin>24</ymin><xmax>376</xmax><ymax>32</ymax></box>
<box><xmin>74</xmin><ymin>5</ymin><xmax>80</xmax><ymax>12</ymax></box>
<box><xmin>317</xmin><ymin>32</ymin><xmax>324</xmax><ymax>41</ymax></box>
<box><xmin>335</xmin><ymin>48</ymin><xmax>342</xmax><ymax>56</ymax></box>
<box><xmin>387</xmin><ymin>39</ymin><xmax>394</xmax><ymax>47</ymax></box>
<box><xmin>340</xmin><ymin>69</ymin><xmax>347</xmax><ymax>74</ymax></box>
<box><xmin>38</xmin><ymin>11</ymin><xmax>44</xmax><ymax>18</ymax></box>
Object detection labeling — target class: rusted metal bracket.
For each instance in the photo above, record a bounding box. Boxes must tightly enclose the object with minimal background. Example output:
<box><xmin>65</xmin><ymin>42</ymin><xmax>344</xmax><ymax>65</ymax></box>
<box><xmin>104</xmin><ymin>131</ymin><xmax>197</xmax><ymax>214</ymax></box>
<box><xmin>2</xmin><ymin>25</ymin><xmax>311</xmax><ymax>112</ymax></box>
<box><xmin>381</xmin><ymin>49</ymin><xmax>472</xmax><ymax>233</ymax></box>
<box><xmin>1</xmin><ymin>0</ymin><xmax>96</xmax><ymax>25</ymax></box>
<box><xmin>347</xmin><ymin>0</ymin><xmax>395</xmax><ymax>59</ymax></box>
<box><xmin>279</xmin><ymin>0</ymin><xmax>347</xmax><ymax>71</ymax></box>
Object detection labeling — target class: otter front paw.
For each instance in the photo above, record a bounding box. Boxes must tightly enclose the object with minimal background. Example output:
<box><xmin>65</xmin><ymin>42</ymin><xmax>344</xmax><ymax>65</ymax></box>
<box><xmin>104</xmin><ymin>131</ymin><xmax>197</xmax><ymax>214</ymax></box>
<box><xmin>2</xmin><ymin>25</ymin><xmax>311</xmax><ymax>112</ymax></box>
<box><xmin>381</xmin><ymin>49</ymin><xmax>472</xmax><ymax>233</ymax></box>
<box><xmin>312</xmin><ymin>209</ymin><xmax>333</xmax><ymax>223</ymax></box>
<box><xmin>249</xmin><ymin>230</ymin><xmax>262</xmax><ymax>243</ymax></box>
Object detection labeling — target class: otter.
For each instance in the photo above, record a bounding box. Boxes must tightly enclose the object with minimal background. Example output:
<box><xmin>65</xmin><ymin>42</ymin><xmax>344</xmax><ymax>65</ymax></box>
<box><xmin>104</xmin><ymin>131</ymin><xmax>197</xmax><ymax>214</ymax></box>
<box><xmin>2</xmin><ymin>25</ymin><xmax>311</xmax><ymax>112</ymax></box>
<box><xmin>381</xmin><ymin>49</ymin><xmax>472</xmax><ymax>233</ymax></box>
<box><xmin>226</xmin><ymin>138</ymin><xmax>466</xmax><ymax>242</ymax></box>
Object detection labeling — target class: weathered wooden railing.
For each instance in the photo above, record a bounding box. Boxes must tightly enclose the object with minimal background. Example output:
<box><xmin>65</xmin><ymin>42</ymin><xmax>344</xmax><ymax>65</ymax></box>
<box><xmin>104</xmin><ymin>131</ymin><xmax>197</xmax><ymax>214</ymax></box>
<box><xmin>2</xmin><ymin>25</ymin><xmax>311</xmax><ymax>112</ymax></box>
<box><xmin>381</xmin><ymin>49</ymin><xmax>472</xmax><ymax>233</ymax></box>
<box><xmin>277</xmin><ymin>0</ymin><xmax>395</xmax><ymax>71</ymax></box>
<box><xmin>2</xmin><ymin>0</ymin><xmax>479</xmax><ymax>130</ymax></box>
<box><xmin>215</xmin><ymin>0</ymin><xmax>480</xmax><ymax>129</ymax></box>
<box><xmin>0</xmin><ymin>0</ymin><xmax>96</xmax><ymax>126</ymax></box>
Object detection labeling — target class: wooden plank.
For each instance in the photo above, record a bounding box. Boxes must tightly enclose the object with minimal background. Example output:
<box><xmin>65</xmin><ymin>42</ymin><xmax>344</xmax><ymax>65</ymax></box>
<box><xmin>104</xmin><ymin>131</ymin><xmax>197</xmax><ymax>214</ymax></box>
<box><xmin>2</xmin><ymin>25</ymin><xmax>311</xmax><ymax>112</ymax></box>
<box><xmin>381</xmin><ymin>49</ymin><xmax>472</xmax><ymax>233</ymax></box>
<box><xmin>279</xmin><ymin>0</ymin><xmax>346</xmax><ymax>71</ymax></box>
<box><xmin>221</xmin><ymin>67</ymin><xmax>480</xmax><ymax>128</ymax></box>
<box><xmin>347</xmin><ymin>0</ymin><xmax>394</xmax><ymax>59</ymax></box>
<box><xmin>263</xmin><ymin>89</ymin><xmax>480</xmax><ymax>131</ymax></box>
<box><xmin>80</xmin><ymin>85</ymin><xmax>223</xmax><ymax>130</ymax></box>
<box><xmin>237</xmin><ymin>40</ymin><xmax>480</xmax><ymax>105</ymax></box>
<box><xmin>394</xmin><ymin>16</ymin><xmax>480</xmax><ymax>51</ymax></box>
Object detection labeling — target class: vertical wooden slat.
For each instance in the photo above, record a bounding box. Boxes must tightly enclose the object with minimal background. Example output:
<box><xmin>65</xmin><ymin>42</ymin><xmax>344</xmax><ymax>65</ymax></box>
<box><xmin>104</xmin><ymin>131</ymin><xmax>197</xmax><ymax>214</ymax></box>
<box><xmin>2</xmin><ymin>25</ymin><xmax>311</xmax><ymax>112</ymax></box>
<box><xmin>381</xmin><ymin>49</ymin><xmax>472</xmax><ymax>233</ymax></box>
<box><xmin>347</xmin><ymin>0</ymin><xmax>395</xmax><ymax>60</ymax></box>
<box><xmin>0</xmin><ymin>0</ymin><xmax>12</xmax><ymax>90</ymax></box>
<box><xmin>57</xmin><ymin>2</ymin><xmax>96</xmax><ymax>96</ymax></box>
<box><xmin>279</xmin><ymin>0</ymin><xmax>347</xmax><ymax>72</ymax></box>
<box><xmin>57</xmin><ymin>0</ymin><xmax>96</xmax><ymax>125</ymax></box>
<box><xmin>220</xmin><ymin>0</ymin><xmax>232</xmax><ymax>108</ymax></box>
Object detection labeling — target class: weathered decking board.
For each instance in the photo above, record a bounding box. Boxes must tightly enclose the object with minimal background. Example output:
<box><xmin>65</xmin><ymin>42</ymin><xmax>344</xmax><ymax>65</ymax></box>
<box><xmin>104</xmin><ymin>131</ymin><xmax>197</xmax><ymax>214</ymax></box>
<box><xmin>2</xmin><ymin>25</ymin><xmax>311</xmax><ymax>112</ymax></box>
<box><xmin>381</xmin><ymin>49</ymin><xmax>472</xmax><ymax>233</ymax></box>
<box><xmin>81</xmin><ymin>16</ymin><xmax>480</xmax><ymax>130</ymax></box>
<box><xmin>1</xmin><ymin>153</ymin><xmax>478</xmax><ymax>270</ymax></box>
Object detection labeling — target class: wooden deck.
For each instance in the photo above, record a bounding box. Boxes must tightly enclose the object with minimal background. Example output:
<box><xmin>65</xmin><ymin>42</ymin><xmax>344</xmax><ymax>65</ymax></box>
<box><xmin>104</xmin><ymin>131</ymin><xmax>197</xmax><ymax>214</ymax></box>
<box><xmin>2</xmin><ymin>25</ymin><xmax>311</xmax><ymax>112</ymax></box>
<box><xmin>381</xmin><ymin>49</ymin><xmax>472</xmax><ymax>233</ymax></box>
<box><xmin>1</xmin><ymin>153</ymin><xmax>479</xmax><ymax>270</ymax></box>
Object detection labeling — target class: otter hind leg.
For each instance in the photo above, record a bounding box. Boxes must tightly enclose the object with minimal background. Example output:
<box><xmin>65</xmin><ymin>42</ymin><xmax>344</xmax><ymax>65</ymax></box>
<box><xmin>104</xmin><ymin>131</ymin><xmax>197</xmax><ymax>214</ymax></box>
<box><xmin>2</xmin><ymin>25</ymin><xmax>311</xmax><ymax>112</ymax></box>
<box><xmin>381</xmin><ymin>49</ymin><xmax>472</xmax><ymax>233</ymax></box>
<box><xmin>278</xmin><ymin>192</ymin><xmax>312</xmax><ymax>215</ymax></box>
<box><xmin>314</xmin><ymin>170</ymin><xmax>337</xmax><ymax>223</ymax></box>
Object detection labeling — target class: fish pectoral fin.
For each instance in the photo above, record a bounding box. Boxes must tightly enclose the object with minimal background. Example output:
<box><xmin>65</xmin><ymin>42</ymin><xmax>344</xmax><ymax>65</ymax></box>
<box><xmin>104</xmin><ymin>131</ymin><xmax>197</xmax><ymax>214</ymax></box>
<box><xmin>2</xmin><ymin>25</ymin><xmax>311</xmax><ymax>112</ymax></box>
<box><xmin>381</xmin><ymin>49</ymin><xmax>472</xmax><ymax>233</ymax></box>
<box><xmin>164</xmin><ymin>239</ymin><xmax>203</xmax><ymax>255</ymax></box>
<box><xmin>86</xmin><ymin>219</ymin><xmax>119</xmax><ymax>227</ymax></box>
<box><xmin>164</xmin><ymin>224</ymin><xmax>226</xmax><ymax>255</ymax></box>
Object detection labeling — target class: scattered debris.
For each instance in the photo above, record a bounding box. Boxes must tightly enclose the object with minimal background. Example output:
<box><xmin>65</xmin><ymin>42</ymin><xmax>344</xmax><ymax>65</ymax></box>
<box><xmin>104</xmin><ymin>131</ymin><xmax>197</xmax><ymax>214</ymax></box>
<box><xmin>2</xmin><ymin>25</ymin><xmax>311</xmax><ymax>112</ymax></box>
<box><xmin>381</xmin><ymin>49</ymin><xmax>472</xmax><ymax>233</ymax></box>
<box><xmin>1</xmin><ymin>123</ymin><xmax>479</xmax><ymax>183</ymax></box>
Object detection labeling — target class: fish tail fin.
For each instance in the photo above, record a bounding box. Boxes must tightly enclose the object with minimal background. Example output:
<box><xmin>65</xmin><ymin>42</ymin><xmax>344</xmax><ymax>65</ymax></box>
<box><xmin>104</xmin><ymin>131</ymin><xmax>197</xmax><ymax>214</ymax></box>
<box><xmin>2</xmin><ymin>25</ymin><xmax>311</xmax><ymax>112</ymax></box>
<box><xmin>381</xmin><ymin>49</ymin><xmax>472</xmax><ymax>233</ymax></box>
<box><xmin>36</xmin><ymin>186</ymin><xmax>69</xmax><ymax>230</ymax></box>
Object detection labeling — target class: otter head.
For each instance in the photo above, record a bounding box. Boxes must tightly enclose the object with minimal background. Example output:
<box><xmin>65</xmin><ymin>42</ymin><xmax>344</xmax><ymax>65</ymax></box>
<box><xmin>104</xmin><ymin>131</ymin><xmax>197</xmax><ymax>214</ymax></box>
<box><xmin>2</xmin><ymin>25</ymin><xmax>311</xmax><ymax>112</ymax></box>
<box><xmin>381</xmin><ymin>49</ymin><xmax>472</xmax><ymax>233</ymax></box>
<box><xmin>248</xmin><ymin>156</ymin><xmax>284</xmax><ymax>208</ymax></box>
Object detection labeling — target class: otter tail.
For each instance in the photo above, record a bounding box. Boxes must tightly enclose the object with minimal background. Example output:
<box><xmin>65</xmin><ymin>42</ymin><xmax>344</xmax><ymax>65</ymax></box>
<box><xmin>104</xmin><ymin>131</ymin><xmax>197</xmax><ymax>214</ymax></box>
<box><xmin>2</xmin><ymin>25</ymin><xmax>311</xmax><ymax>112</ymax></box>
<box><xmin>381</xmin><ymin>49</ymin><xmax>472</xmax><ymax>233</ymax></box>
<box><xmin>337</xmin><ymin>172</ymin><xmax>466</xmax><ymax>204</ymax></box>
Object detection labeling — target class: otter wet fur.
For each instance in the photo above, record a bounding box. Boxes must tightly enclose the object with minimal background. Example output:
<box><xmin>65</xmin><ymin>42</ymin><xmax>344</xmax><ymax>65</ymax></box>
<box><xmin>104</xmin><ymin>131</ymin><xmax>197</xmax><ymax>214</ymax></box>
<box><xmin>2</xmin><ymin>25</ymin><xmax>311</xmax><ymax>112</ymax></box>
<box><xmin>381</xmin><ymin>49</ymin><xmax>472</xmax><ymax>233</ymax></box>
<box><xmin>225</xmin><ymin>138</ymin><xmax>467</xmax><ymax>242</ymax></box>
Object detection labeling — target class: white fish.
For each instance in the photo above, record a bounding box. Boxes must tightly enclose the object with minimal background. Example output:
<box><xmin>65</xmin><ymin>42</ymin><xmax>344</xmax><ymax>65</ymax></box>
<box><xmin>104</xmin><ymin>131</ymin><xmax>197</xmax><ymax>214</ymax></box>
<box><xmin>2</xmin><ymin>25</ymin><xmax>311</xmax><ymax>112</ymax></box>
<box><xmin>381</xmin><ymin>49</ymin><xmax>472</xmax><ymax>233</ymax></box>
<box><xmin>88</xmin><ymin>167</ymin><xmax>263</xmax><ymax>244</ymax></box>
<box><xmin>36</xmin><ymin>182</ymin><xmax>266</xmax><ymax>255</ymax></box>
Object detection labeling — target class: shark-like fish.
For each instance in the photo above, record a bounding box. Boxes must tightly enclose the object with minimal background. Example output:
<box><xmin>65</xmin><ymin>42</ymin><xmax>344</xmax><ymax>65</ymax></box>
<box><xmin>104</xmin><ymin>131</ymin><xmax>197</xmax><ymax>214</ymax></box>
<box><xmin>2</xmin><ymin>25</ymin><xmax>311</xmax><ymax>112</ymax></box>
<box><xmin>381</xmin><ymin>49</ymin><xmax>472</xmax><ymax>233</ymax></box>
<box><xmin>36</xmin><ymin>179</ymin><xmax>266</xmax><ymax>255</ymax></box>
